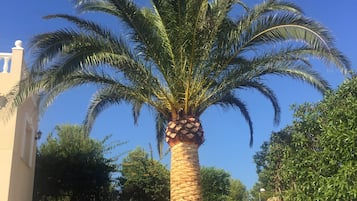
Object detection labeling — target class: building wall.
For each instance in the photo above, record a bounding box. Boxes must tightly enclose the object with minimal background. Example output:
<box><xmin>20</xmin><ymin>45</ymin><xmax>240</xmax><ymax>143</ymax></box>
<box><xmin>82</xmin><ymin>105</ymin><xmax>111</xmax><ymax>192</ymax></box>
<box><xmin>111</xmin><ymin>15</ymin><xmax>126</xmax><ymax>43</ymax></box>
<box><xmin>0</xmin><ymin>41</ymin><xmax>39</xmax><ymax>201</ymax></box>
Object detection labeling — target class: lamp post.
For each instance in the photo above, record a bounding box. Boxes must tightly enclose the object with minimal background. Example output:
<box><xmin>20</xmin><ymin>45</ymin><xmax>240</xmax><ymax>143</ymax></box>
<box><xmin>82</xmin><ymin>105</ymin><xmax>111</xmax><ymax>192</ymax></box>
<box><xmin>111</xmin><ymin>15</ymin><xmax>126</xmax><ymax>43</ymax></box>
<box><xmin>258</xmin><ymin>188</ymin><xmax>266</xmax><ymax>201</ymax></box>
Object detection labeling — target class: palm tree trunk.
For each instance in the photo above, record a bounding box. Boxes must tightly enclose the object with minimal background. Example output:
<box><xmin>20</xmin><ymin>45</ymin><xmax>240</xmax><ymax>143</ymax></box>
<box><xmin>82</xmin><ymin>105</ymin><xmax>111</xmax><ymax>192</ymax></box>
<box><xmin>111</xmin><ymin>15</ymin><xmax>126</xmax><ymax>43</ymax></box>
<box><xmin>166</xmin><ymin>117</ymin><xmax>204</xmax><ymax>201</ymax></box>
<box><xmin>170</xmin><ymin>142</ymin><xmax>202</xmax><ymax>201</ymax></box>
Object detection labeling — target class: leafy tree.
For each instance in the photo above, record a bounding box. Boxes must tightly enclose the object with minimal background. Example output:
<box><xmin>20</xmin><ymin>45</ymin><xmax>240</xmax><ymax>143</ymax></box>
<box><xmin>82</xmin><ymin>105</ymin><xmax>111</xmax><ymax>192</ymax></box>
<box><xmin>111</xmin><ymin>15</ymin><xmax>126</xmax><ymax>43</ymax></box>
<box><xmin>201</xmin><ymin>167</ymin><xmax>248</xmax><ymax>201</ymax></box>
<box><xmin>254</xmin><ymin>76</ymin><xmax>357</xmax><ymax>200</ymax></box>
<box><xmin>227</xmin><ymin>179</ymin><xmax>248</xmax><ymax>201</ymax></box>
<box><xmin>9</xmin><ymin>0</ymin><xmax>350</xmax><ymax>199</ymax></box>
<box><xmin>253</xmin><ymin>128</ymin><xmax>292</xmax><ymax>200</ymax></box>
<box><xmin>33</xmin><ymin>125</ymin><xmax>120</xmax><ymax>201</ymax></box>
<box><xmin>201</xmin><ymin>167</ymin><xmax>231</xmax><ymax>201</ymax></box>
<box><xmin>118</xmin><ymin>147</ymin><xmax>170</xmax><ymax>201</ymax></box>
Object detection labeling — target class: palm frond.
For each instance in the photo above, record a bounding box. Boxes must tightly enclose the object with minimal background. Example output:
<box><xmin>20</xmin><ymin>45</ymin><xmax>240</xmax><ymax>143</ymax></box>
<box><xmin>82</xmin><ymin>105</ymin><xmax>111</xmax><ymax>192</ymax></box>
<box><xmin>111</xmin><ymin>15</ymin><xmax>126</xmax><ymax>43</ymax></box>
<box><xmin>155</xmin><ymin>111</ymin><xmax>168</xmax><ymax>157</ymax></box>
<box><xmin>37</xmin><ymin>69</ymin><xmax>125</xmax><ymax>111</ymax></box>
<box><xmin>132</xmin><ymin>101</ymin><xmax>142</xmax><ymax>125</ymax></box>
<box><xmin>43</xmin><ymin>14</ymin><xmax>118</xmax><ymax>41</ymax></box>
<box><xmin>83</xmin><ymin>85</ymin><xmax>140</xmax><ymax>134</ymax></box>
<box><xmin>213</xmin><ymin>93</ymin><xmax>254</xmax><ymax>146</ymax></box>
<box><xmin>240</xmin><ymin>81</ymin><xmax>280</xmax><ymax>125</ymax></box>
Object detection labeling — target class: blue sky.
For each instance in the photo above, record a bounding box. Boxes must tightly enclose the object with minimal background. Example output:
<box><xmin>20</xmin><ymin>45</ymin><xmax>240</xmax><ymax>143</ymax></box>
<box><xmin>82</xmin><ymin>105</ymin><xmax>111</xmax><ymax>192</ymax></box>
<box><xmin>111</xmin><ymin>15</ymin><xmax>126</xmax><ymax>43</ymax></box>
<box><xmin>1</xmin><ymin>0</ymin><xmax>356</xmax><ymax>189</ymax></box>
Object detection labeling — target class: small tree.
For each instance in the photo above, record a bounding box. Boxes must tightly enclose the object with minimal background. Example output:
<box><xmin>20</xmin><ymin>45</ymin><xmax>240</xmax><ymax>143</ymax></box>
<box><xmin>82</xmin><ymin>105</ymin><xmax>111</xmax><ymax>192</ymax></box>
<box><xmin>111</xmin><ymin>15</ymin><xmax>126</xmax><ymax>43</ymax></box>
<box><xmin>33</xmin><ymin>125</ymin><xmax>120</xmax><ymax>201</ymax></box>
<box><xmin>201</xmin><ymin>167</ymin><xmax>231</xmax><ymax>201</ymax></box>
<box><xmin>201</xmin><ymin>167</ymin><xmax>248</xmax><ymax>201</ymax></box>
<box><xmin>228</xmin><ymin>179</ymin><xmax>249</xmax><ymax>201</ymax></box>
<box><xmin>118</xmin><ymin>147</ymin><xmax>170</xmax><ymax>201</ymax></box>
<box><xmin>253</xmin><ymin>128</ymin><xmax>293</xmax><ymax>199</ymax></box>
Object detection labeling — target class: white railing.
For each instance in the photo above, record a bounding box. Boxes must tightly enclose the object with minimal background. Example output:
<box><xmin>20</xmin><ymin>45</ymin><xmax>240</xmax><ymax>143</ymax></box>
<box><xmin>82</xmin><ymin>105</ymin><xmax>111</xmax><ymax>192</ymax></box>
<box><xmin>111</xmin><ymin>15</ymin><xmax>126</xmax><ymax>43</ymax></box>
<box><xmin>0</xmin><ymin>52</ymin><xmax>12</xmax><ymax>73</ymax></box>
<box><xmin>0</xmin><ymin>41</ymin><xmax>23</xmax><ymax>73</ymax></box>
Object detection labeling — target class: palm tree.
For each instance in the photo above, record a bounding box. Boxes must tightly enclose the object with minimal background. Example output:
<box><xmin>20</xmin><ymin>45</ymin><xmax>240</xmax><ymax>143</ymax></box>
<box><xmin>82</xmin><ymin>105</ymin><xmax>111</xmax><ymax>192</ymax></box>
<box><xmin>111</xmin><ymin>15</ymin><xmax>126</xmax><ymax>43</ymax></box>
<box><xmin>8</xmin><ymin>0</ymin><xmax>350</xmax><ymax>200</ymax></box>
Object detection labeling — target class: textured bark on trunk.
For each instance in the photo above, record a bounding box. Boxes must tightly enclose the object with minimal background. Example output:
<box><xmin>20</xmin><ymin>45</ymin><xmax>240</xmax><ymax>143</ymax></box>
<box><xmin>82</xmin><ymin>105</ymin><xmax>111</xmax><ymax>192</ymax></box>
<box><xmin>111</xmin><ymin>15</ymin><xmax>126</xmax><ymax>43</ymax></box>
<box><xmin>170</xmin><ymin>142</ymin><xmax>202</xmax><ymax>201</ymax></box>
<box><xmin>166</xmin><ymin>117</ymin><xmax>204</xmax><ymax>201</ymax></box>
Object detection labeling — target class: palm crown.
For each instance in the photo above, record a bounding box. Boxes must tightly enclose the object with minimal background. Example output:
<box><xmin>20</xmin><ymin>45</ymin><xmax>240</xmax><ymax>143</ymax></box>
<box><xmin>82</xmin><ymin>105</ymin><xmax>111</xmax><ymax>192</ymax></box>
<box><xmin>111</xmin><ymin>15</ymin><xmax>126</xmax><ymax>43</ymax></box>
<box><xmin>17</xmin><ymin>0</ymin><xmax>348</xmax><ymax>147</ymax></box>
<box><xmin>8</xmin><ymin>1</ymin><xmax>350</xmax><ymax>199</ymax></box>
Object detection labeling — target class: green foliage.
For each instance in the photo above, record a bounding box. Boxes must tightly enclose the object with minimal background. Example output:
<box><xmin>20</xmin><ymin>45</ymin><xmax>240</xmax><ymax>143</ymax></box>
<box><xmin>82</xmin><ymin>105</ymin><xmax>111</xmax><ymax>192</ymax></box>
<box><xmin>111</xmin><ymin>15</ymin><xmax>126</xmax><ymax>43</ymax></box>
<box><xmin>254</xmin><ymin>77</ymin><xmax>357</xmax><ymax>200</ymax></box>
<box><xmin>227</xmin><ymin>179</ymin><xmax>249</xmax><ymax>201</ymax></box>
<box><xmin>118</xmin><ymin>147</ymin><xmax>170</xmax><ymax>201</ymax></box>
<box><xmin>201</xmin><ymin>167</ymin><xmax>231</xmax><ymax>201</ymax></box>
<box><xmin>201</xmin><ymin>167</ymin><xmax>248</xmax><ymax>201</ymax></box>
<box><xmin>253</xmin><ymin>127</ymin><xmax>293</xmax><ymax>199</ymax></box>
<box><xmin>33</xmin><ymin>125</ymin><xmax>120</xmax><ymax>201</ymax></box>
